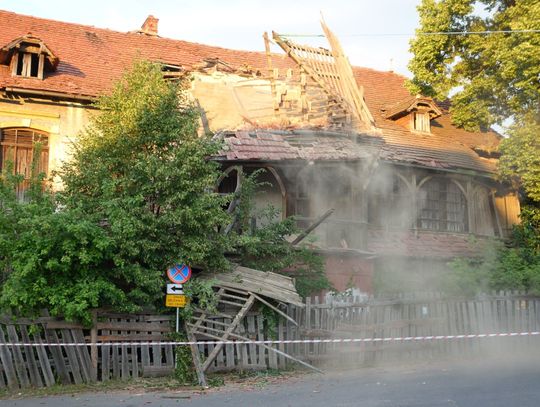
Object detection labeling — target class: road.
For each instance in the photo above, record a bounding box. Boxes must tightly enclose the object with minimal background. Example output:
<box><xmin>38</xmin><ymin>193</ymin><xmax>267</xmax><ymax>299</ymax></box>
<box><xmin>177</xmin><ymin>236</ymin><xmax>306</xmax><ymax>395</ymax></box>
<box><xmin>4</xmin><ymin>358</ymin><xmax>540</xmax><ymax>407</ymax></box>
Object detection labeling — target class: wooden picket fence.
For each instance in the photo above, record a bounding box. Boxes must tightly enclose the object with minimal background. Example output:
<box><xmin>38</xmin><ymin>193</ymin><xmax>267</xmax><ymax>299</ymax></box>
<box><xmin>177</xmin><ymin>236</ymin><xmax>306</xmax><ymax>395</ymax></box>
<box><xmin>2</xmin><ymin>292</ymin><xmax>540</xmax><ymax>389</ymax></box>
<box><xmin>298</xmin><ymin>291</ymin><xmax>540</xmax><ymax>367</ymax></box>
<box><xmin>187</xmin><ymin>291</ymin><xmax>540</xmax><ymax>371</ymax></box>
<box><xmin>94</xmin><ymin>312</ymin><xmax>175</xmax><ymax>380</ymax></box>
<box><xmin>0</xmin><ymin>312</ymin><xmax>92</xmax><ymax>390</ymax></box>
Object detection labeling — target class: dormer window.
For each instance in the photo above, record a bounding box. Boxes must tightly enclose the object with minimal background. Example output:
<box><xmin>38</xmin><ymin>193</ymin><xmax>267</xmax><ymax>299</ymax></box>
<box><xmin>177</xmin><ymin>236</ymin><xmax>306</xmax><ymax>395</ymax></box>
<box><xmin>384</xmin><ymin>96</ymin><xmax>442</xmax><ymax>134</ymax></box>
<box><xmin>0</xmin><ymin>35</ymin><xmax>59</xmax><ymax>80</ymax></box>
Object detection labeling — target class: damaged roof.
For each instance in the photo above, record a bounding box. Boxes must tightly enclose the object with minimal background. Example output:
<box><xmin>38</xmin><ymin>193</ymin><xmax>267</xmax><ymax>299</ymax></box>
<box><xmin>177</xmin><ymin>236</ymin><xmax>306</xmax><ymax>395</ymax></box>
<box><xmin>219</xmin><ymin>126</ymin><xmax>496</xmax><ymax>173</ymax></box>
<box><xmin>0</xmin><ymin>10</ymin><xmax>501</xmax><ymax>174</ymax></box>
<box><xmin>0</xmin><ymin>10</ymin><xmax>293</xmax><ymax>97</ymax></box>
<box><xmin>217</xmin><ymin>129</ymin><xmax>382</xmax><ymax>162</ymax></box>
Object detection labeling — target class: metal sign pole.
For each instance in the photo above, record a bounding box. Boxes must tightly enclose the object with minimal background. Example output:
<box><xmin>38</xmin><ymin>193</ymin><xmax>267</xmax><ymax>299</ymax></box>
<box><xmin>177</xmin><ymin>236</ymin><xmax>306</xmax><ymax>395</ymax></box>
<box><xmin>166</xmin><ymin>264</ymin><xmax>190</xmax><ymax>370</ymax></box>
<box><xmin>174</xmin><ymin>307</ymin><xmax>179</xmax><ymax>370</ymax></box>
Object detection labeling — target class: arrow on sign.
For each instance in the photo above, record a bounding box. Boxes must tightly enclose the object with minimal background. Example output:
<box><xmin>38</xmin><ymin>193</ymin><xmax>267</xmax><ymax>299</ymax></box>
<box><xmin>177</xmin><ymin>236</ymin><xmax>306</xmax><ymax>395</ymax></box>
<box><xmin>167</xmin><ymin>284</ymin><xmax>184</xmax><ymax>294</ymax></box>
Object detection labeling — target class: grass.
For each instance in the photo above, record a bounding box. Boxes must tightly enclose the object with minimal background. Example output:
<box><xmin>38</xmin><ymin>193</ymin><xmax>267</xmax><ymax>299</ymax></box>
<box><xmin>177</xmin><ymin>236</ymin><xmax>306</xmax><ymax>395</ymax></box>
<box><xmin>0</xmin><ymin>377</ymin><xmax>206</xmax><ymax>399</ymax></box>
<box><xmin>0</xmin><ymin>368</ymin><xmax>303</xmax><ymax>399</ymax></box>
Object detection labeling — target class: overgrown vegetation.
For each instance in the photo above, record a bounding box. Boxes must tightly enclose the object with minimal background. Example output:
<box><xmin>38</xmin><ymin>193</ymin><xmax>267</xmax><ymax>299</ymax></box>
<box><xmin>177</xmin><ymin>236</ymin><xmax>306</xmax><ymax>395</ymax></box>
<box><xmin>171</xmin><ymin>332</ymin><xmax>197</xmax><ymax>385</ymax></box>
<box><xmin>499</xmin><ymin>117</ymin><xmax>540</xmax><ymax>202</ymax></box>
<box><xmin>0</xmin><ymin>61</ymin><xmax>230</xmax><ymax>325</ymax></box>
<box><xmin>0</xmin><ymin>60</ymin><xmax>328</xmax><ymax>326</ymax></box>
<box><xmin>447</xmin><ymin>207</ymin><xmax>540</xmax><ymax>296</ymax></box>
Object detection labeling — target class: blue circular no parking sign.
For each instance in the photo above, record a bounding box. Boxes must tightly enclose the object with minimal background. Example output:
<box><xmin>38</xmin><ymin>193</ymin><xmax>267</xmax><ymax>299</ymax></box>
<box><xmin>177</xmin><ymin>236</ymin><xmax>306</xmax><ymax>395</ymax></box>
<box><xmin>167</xmin><ymin>264</ymin><xmax>192</xmax><ymax>284</ymax></box>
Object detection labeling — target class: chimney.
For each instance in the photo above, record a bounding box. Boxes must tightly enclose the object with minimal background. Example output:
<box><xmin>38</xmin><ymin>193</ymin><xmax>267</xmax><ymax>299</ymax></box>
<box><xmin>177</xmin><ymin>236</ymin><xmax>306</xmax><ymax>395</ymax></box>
<box><xmin>141</xmin><ymin>15</ymin><xmax>159</xmax><ymax>36</ymax></box>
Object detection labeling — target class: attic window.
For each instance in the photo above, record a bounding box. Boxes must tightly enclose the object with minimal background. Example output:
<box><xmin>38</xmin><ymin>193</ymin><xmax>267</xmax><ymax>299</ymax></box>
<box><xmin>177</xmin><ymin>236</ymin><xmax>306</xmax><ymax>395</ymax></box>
<box><xmin>413</xmin><ymin>111</ymin><xmax>430</xmax><ymax>132</ymax></box>
<box><xmin>15</xmin><ymin>51</ymin><xmax>41</xmax><ymax>78</ymax></box>
<box><xmin>0</xmin><ymin>35</ymin><xmax>59</xmax><ymax>80</ymax></box>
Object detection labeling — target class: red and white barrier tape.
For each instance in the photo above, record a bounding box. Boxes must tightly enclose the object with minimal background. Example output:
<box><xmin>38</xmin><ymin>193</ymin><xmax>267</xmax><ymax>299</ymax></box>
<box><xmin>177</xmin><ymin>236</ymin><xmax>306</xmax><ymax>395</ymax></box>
<box><xmin>1</xmin><ymin>331</ymin><xmax>539</xmax><ymax>347</ymax></box>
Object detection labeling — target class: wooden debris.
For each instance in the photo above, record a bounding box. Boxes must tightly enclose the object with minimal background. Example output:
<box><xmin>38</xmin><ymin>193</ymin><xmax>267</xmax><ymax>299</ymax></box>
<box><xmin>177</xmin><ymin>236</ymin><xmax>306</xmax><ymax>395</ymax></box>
<box><xmin>200</xmin><ymin>294</ymin><xmax>255</xmax><ymax>371</ymax></box>
<box><xmin>184</xmin><ymin>321</ymin><xmax>207</xmax><ymax>387</ymax></box>
<box><xmin>200</xmin><ymin>266</ymin><xmax>303</xmax><ymax>306</ymax></box>
<box><xmin>291</xmin><ymin>208</ymin><xmax>335</xmax><ymax>245</ymax></box>
<box><xmin>185</xmin><ymin>266</ymin><xmax>321</xmax><ymax>374</ymax></box>
<box><xmin>272</xmin><ymin>21</ymin><xmax>375</xmax><ymax>131</ymax></box>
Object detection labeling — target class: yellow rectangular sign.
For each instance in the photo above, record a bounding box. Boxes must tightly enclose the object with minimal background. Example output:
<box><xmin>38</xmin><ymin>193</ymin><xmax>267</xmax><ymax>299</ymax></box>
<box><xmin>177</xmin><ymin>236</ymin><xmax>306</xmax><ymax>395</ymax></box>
<box><xmin>166</xmin><ymin>294</ymin><xmax>188</xmax><ymax>308</ymax></box>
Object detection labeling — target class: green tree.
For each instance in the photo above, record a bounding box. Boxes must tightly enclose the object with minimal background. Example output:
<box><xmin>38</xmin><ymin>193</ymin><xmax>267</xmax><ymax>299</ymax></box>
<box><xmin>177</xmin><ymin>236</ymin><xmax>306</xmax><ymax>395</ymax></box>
<box><xmin>499</xmin><ymin>117</ymin><xmax>540</xmax><ymax>201</ymax></box>
<box><xmin>60</xmin><ymin>60</ymin><xmax>230</xmax><ymax>273</ymax></box>
<box><xmin>409</xmin><ymin>1</ymin><xmax>540</xmax><ymax>294</ymax></box>
<box><xmin>408</xmin><ymin>0</ymin><xmax>540</xmax><ymax>131</ymax></box>
<box><xmin>0</xmin><ymin>61</ymin><xmax>230</xmax><ymax>324</ymax></box>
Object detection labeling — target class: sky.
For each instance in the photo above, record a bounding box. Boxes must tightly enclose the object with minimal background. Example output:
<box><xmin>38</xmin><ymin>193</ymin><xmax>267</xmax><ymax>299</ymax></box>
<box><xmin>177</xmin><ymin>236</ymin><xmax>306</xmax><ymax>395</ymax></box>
<box><xmin>0</xmin><ymin>0</ymin><xmax>422</xmax><ymax>76</ymax></box>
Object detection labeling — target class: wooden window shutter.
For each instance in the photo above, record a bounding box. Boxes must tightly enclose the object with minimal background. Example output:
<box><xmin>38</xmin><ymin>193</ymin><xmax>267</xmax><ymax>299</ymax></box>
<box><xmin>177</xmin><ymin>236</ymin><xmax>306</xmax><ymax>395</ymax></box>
<box><xmin>0</xmin><ymin>128</ymin><xmax>49</xmax><ymax>198</ymax></box>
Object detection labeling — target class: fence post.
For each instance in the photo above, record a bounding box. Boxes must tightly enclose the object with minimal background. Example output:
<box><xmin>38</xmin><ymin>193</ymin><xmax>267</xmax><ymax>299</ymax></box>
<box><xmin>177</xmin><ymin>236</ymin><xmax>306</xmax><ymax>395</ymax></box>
<box><xmin>305</xmin><ymin>297</ymin><xmax>311</xmax><ymax>331</ymax></box>
<box><xmin>90</xmin><ymin>310</ymin><xmax>98</xmax><ymax>381</ymax></box>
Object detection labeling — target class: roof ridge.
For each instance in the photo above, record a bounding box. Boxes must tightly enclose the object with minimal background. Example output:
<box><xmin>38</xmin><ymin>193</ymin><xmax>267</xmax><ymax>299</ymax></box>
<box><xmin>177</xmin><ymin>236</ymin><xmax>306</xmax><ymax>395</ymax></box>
<box><xmin>352</xmin><ymin>65</ymin><xmax>409</xmax><ymax>80</ymax></box>
<box><xmin>1</xmin><ymin>9</ymin><xmax>407</xmax><ymax>76</ymax></box>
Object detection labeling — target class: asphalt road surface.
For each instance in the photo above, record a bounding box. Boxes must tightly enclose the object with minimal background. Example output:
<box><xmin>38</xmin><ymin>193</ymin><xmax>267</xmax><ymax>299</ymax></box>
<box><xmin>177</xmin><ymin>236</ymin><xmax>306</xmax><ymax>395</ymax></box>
<box><xmin>4</xmin><ymin>358</ymin><xmax>540</xmax><ymax>407</ymax></box>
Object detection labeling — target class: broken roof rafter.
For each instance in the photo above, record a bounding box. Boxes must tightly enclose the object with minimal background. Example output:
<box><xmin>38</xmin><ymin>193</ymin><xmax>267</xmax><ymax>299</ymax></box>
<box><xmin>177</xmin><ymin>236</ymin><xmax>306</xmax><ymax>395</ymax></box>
<box><xmin>271</xmin><ymin>21</ymin><xmax>375</xmax><ymax>131</ymax></box>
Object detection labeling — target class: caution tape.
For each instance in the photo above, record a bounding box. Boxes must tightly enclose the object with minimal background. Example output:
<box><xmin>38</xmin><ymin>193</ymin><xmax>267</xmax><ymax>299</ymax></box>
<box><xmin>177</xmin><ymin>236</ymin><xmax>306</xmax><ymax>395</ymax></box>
<box><xmin>0</xmin><ymin>331</ymin><xmax>539</xmax><ymax>347</ymax></box>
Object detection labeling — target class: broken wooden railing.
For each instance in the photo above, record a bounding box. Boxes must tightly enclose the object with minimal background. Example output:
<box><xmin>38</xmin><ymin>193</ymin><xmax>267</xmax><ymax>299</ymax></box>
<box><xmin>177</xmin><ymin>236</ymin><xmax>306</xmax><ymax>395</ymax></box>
<box><xmin>0</xmin><ymin>311</ymin><xmax>175</xmax><ymax>389</ymax></box>
<box><xmin>0</xmin><ymin>312</ymin><xmax>92</xmax><ymax>390</ymax></box>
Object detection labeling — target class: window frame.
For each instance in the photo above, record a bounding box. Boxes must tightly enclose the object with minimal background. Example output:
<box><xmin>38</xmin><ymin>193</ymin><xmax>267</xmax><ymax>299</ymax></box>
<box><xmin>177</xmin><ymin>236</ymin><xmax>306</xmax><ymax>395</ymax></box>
<box><xmin>417</xmin><ymin>178</ymin><xmax>468</xmax><ymax>233</ymax></box>
<box><xmin>10</xmin><ymin>50</ymin><xmax>46</xmax><ymax>80</ymax></box>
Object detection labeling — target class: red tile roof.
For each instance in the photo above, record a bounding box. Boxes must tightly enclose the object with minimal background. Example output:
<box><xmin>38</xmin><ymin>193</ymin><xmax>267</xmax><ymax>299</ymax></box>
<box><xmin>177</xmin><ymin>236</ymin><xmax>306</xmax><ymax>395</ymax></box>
<box><xmin>0</xmin><ymin>10</ymin><xmax>500</xmax><ymax>174</ymax></box>
<box><xmin>0</xmin><ymin>10</ymin><xmax>293</xmax><ymax>97</ymax></box>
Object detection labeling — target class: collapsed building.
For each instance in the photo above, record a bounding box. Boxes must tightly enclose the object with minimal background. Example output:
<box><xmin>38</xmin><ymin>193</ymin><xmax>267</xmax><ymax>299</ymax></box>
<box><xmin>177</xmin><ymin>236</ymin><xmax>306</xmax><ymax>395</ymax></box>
<box><xmin>0</xmin><ymin>10</ymin><xmax>520</xmax><ymax>293</ymax></box>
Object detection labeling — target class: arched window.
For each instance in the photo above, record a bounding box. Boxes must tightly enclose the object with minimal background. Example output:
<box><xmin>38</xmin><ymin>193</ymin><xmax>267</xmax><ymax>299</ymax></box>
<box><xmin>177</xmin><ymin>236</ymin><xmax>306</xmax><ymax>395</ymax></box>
<box><xmin>368</xmin><ymin>172</ymin><xmax>413</xmax><ymax>229</ymax></box>
<box><xmin>0</xmin><ymin>127</ymin><xmax>49</xmax><ymax>197</ymax></box>
<box><xmin>417</xmin><ymin>178</ymin><xmax>467</xmax><ymax>232</ymax></box>
<box><xmin>217</xmin><ymin>166</ymin><xmax>286</xmax><ymax>229</ymax></box>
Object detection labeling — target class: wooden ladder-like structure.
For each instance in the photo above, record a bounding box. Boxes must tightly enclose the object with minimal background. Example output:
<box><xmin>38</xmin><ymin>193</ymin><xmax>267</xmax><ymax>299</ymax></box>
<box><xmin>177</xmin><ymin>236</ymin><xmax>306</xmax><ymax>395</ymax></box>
<box><xmin>186</xmin><ymin>286</ymin><xmax>320</xmax><ymax>384</ymax></box>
